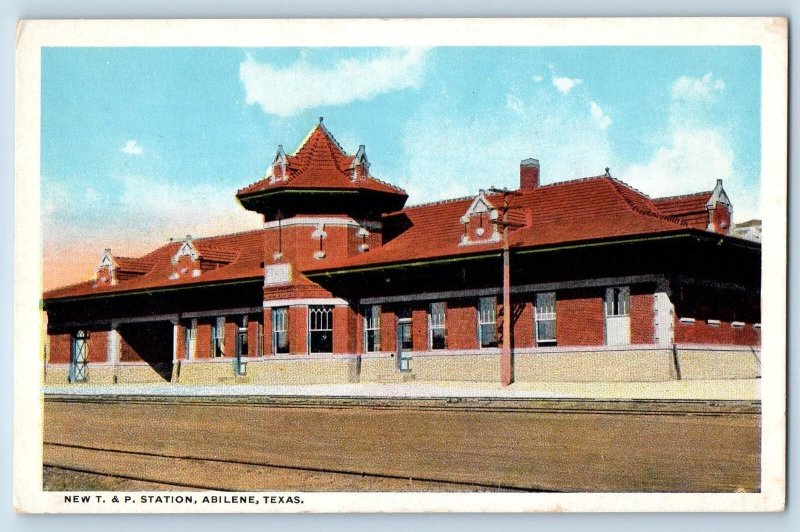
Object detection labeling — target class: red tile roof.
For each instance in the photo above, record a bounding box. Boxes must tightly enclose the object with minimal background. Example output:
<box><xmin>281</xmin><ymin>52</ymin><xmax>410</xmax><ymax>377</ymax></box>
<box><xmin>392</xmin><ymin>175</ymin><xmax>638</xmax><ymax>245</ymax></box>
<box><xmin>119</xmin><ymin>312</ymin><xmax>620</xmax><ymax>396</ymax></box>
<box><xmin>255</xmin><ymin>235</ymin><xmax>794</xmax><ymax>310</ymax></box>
<box><xmin>305</xmin><ymin>176</ymin><xmax>694</xmax><ymax>273</ymax></box>
<box><xmin>652</xmin><ymin>191</ymin><xmax>712</xmax><ymax>216</ymax></box>
<box><xmin>237</xmin><ymin>123</ymin><xmax>406</xmax><ymax>198</ymax></box>
<box><xmin>44</xmin><ymin>229</ymin><xmax>265</xmax><ymax>300</ymax></box>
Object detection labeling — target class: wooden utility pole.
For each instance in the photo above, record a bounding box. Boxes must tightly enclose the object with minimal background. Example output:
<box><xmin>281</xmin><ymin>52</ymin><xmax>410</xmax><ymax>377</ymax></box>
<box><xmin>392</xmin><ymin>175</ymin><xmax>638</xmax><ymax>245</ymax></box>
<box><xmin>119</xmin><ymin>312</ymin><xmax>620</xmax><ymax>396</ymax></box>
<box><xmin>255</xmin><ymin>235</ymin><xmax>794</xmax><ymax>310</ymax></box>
<box><xmin>488</xmin><ymin>188</ymin><xmax>523</xmax><ymax>387</ymax></box>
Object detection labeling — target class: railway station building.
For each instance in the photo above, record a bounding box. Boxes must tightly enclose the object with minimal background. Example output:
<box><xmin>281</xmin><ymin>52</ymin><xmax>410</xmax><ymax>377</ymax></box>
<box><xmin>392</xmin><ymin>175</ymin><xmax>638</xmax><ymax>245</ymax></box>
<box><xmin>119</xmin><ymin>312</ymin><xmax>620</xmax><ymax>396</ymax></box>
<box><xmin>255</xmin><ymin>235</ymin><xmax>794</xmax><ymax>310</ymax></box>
<box><xmin>42</xmin><ymin>120</ymin><xmax>762</xmax><ymax>386</ymax></box>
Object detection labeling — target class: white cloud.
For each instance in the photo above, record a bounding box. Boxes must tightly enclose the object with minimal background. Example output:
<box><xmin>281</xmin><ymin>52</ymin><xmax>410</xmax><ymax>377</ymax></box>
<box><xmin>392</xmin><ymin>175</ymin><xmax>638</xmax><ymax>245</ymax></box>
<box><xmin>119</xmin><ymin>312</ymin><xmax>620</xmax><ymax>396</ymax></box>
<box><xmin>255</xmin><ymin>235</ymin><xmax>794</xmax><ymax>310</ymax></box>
<box><xmin>589</xmin><ymin>101</ymin><xmax>612</xmax><ymax>129</ymax></box>
<box><xmin>399</xmin><ymin>87</ymin><xmax>615</xmax><ymax>207</ymax></box>
<box><xmin>532</xmin><ymin>75</ymin><xmax>544</xmax><ymax>82</ymax></box>
<box><xmin>552</xmin><ymin>75</ymin><xmax>583</xmax><ymax>94</ymax></box>
<box><xmin>671</xmin><ymin>72</ymin><xmax>726</xmax><ymax>102</ymax></box>
<box><xmin>624</xmin><ymin>129</ymin><xmax>733</xmax><ymax>196</ymax></box>
<box><xmin>505</xmin><ymin>94</ymin><xmax>525</xmax><ymax>116</ymax></box>
<box><xmin>121</xmin><ymin>140</ymin><xmax>143</xmax><ymax>155</ymax></box>
<box><xmin>239</xmin><ymin>48</ymin><xmax>429</xmax><ymax>116</ymax></box>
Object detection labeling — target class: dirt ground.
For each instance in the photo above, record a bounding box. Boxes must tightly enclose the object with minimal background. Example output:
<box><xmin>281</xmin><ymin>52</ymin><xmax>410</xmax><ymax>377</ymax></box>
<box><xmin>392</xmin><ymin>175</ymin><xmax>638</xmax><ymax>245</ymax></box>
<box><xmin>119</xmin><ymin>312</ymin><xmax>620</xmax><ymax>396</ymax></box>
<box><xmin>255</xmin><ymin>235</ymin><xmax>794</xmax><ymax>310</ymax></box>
<box><xmin>43</xmin><ymin>395</ymin><xmax>761</xmax><ymax>492</ymax></box>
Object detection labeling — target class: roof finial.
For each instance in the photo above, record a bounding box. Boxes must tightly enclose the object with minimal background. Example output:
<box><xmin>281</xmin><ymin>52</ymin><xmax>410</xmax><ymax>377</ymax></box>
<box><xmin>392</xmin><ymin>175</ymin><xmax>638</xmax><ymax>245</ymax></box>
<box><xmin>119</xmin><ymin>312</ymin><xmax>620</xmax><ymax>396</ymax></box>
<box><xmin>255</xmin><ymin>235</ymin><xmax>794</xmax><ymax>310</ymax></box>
<box><xmin>319</xmin><ymin>116</ymin><xmax>324</xmax><ymax>124</ymax></box>
<box><xmin>604</xmin><ymin>167</ymin><xmax>610</xmax><ymax>177</ymax></box>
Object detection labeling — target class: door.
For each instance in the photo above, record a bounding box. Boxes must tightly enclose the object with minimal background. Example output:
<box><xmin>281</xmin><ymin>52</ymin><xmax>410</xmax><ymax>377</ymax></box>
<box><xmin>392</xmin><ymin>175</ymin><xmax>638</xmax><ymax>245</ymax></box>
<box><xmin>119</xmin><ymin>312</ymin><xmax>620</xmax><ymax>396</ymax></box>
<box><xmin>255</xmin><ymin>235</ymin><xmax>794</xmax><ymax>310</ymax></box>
<box><xmin>605</xmin><ymin>287</ymin><xmax>631</xmax><ymax>345</ymax></box>
<box><xmin>235</xmin><ymin>322</ymin><xmax>248</xmax><ymax>375</ymax></box>
<box><xmin>69</xmin><ymin>330</ymin><xmax>88</xmax><ymax>383</ymax></box>
<box><xmin>396</xmin><ymin>320</ymin><xmax>412</xmax><ymax>372</ymax></box>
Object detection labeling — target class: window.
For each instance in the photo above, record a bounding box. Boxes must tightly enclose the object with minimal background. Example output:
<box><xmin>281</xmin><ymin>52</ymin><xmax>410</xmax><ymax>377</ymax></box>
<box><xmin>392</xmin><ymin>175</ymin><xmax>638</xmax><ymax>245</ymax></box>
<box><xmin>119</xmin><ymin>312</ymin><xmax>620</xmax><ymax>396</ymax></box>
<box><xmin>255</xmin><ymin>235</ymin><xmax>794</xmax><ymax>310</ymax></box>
<box><xmin>428</xmin><ymin>302</ymin><xmax>446</xmax><ymax>350</ymax></box>
<box><xmin>363</xmin><ymin>305</ymin><xmax>381</xmax><ymax>352</ymax></box>
<box><xmin>478</xmin><ymin>297</ymin><xmax>498</xmax><ymax>348</ymax></box>
<box><xmin>257</xmin><ymin>320</ymin><xmax>264</xmax><ymax>357</ymax></box>
<box><xmin>272</xmin><ymin>307</ymin><xmax>289</xmax><ymax>354</ymax></box>
<box><xmin>309</xmin><ymin>305</ymin><xmax>333</xmax><ymax>353</ymax></box>
<box><xmin>184</xmin><ymin>319</ymin><xmax>197</xmax><ymax>359</ymax></box>
<box><xmin>397</xmin><ymin>307</ymin><xmax>413</xmax><ymax>351</ymax></box>
<box><xmin>70</xmin><ymin>330</ymin><xmax>89</xmax><ymax>382</ymax></box>
<box><xmin>605</xmin><ymin>287</ymin><xmax>630</xmax><ymax>317</ymax></box>
<box><xmin>535</xmin><ymin>292</ymin><xmax>557</xmax><ymax>345</ymax></box>
<box><xmin>236</xmin><ymin>316</ymin><xmax>248</xmax><ymax>358</ymax></box>
<box><xmin>211</xmin><ymin>317</ymin><xmax>225</xmax><ymax>357</ymax></box>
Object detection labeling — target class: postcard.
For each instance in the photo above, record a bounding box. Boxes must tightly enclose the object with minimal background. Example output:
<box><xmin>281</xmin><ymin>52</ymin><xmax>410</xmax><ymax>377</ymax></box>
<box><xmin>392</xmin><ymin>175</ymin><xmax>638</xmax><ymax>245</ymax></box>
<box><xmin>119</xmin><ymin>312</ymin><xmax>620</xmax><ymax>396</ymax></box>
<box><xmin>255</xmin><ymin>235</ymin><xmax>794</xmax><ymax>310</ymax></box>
<box><xmin>14</xmin><ymin>17</ymin><xmax>787</xmax><ymax>512</ymax></box>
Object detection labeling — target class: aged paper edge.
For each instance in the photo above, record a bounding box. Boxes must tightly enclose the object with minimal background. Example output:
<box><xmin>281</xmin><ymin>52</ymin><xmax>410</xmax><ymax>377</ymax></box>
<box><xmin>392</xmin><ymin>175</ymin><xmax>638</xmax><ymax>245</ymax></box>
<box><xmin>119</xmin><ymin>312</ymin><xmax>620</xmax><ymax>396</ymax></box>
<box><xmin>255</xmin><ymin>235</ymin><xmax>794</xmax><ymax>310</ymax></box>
<box><xmin>13</xmin><ymin>17</ymin><xmax>788</xmax><ymax>513</ymax></box>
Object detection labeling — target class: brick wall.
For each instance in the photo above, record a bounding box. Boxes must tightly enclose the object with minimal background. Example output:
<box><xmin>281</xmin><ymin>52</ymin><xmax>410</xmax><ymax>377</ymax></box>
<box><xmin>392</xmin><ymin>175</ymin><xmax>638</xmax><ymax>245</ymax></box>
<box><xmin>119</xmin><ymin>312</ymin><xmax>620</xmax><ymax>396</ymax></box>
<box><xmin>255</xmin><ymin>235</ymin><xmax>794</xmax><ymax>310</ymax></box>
<box><xmin>263</xmin><ymin>309</ymin><xmax>273</xmax><ymax>355</ymax></box>
<box><xmin>289</xmin><ymin>306</ymin><xmax>308</xmax><ymax>354</ymax></box>
<box><xmin>48</xmin><ymin>333</ymin><xmax>72</xmax><ymax>363</ymax></box>
<box><xmin>247</xmin><ymin>315</ymin><xmax>260</xmax><ymax>357</ymax></box>
<box><xmin>447</xmin><ymin>299</ymin><xmax>478</xmax><ymax>349</ymax></box>
<box><xmin>333</xmin><ymin>306</ymin><xmax>352</xmax><ymax>354</ymax></box>
<box><xmin>512</xmin><ymin>300</ymin><xmax>534</xmax><ymax>349</ymax></box>
<box><xmin>196</xmin><ymin>321</ymin><xmax>212</xmax><ymax>358</ymax></box>
<box><xmin>630</xmin><ymin>292</ymin><xmax>655</xmax><ymax>344</ymax></box>
<box><xmin>674</xmin><ymin>319</ymin><xmax>760</xmax><ymax>345</ymax></box>
<box><xmin>412</xmin><ymin>306</ymin><xmax>428</xmax><ymax>351</ymax></box>
<box><xmin>557</xmin><ymin>289</ymin><xmax>605</xmax><ymax>346</ymax></box>
<box><xmin>87</xmin><ymin>330</ymin><xmax>109</xmax><ymax>363</ymax></box>
<box><xmin>224</xmin><ymin>319</ymin><xmax>237</xmax><ymax>357</ymax></box>
<box><xmin>380</xmin><ymin>307</ymin><xmax>397</xmax><ymax>352</ymax></box>
<box><xmin>175</xmin><ymin>323</ymin><xmax>186</xmax><ymax>360</ymax></box>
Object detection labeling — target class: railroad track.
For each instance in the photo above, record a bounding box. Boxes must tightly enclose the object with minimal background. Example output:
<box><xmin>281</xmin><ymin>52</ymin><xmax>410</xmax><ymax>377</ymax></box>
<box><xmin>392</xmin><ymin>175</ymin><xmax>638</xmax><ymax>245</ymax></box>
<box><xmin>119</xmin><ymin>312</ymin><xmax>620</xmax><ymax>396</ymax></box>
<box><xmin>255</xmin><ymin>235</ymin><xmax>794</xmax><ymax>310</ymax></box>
<box><xmin>44</xmin><ymin>393</ymin><xmax>761</xmax><ymax>416</ymax></box>
<box><xmin>43</xmin><ymin>395</ymin><xmax>762</xmax><ymax>492</ymax></box>
<box><xmin>44</xmin><ymin>442</ymin><xmax>529</xmax><ymax>492</ymax></box>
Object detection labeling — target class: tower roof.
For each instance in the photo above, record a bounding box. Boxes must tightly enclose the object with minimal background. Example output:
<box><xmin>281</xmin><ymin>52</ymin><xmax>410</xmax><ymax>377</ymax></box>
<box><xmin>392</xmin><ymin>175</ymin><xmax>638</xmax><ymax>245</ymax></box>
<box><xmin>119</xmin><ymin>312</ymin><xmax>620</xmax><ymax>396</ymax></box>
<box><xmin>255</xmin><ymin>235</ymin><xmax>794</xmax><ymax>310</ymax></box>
<box><xmin>237</xmin><ymin>121</ymin><xmax>407</xmax><ymax>198</ymax></box>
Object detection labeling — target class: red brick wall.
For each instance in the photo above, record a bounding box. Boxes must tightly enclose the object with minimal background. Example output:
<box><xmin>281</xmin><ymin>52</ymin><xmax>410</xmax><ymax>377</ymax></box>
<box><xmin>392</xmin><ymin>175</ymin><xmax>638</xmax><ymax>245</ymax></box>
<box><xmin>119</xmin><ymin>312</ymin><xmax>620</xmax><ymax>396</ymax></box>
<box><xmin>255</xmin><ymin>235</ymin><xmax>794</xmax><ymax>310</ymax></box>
<box><xmin>380</xmin><ymin>307</ymin><xmax>397</xmax><ymax>352</ymax></box>
<box><xmin>118</xmin><ymin>332</ymin><xmax>136</xmax><ymax>362</ymax></box>
<box><xmin>196</xmin><ymin>321</ymin><xmax>212</xmax><ymax>358</ymax></box>
<box><xmin>247</xmin><ymin>316</ymin><xmax>260</xmax><ymax>357</ymax></box>
<box><xmin>512</xmin><ymin>300</ymin><xmax>534</xmax><ymax>349</ymax></box>
<box><xmin>447</xmin><ymin>299</ymin><xmax>477</xmax><ymax>349</ymax></box>
<box><xmin>289</xmin><ymin>306</ymin><xmax>308</xmax><ymax>354</ymax></box>
<box><xmin>48</xmin><ymin>333</ymin><xmax>72</xmax><ymax>363</ymax></box>
<box><xmin>333</xmin><ymin>306</ymin><xmax>352</xmax><ymax>354</ymax></box>
<box><xmin>412</xmin><ymin>306</ymin><xmax>428</xmax><ymax>351</ymax></box>
<box><xmin>556</xmin><ymin>289</ymin><xmax>605</xmax><ymax>346</ymax></box>
<box><xmin>224</xmin><ymin>319</ymin><xmax>237</xmax><ymax>357</ymax></box>
<box><xmin>263</xmin><ymin>309</ymin><xmax>273</xmax><ymax>355</ymax></box>
<box><xmin>175</xmin><ymin>324</ymin><xmax>186</xmax><ymax>360</ymax></box>
<box><xmin>630</xmin><ymin>292</ymin><xmax>655</xmax><ymax>344</ymax></box>
<box><xmin>264</xmin><ymin>220</ymin><xmax>384</xmax><ymax>269</ymax></box>
<box><xmin>674</xmin><ymin>319</ymin><xmax>760</xmax><ymax>345</ymax></box>
<box><xmin>87</xmin><ymin>330</ymin><xmax>108</xmax><ymax>363</ymax></box>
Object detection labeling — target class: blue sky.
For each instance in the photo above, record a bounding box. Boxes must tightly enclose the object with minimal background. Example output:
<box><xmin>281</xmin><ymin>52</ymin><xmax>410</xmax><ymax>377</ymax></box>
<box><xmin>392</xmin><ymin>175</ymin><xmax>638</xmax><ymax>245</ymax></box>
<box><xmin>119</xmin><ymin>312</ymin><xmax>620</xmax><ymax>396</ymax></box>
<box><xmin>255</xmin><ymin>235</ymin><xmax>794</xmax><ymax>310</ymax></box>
<box><xmin>41</xmin><ymin>46</ymin><xmax>761</xmax><ymax>288</ymax></box>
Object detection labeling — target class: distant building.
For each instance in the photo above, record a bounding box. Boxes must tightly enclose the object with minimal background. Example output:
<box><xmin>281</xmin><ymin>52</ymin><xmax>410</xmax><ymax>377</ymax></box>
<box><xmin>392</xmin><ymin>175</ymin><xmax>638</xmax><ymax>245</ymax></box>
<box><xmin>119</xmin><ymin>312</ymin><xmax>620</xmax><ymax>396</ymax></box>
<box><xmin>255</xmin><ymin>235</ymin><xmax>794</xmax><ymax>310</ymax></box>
<box><xmin>732</xmin><ymin>219</ymin><xmax>762</xmax><ymax>243</ymax></box>
<box><xmin>42</xmin><ymin>121</ymin><xmax>761</xmax><ymax>386</ymax></box>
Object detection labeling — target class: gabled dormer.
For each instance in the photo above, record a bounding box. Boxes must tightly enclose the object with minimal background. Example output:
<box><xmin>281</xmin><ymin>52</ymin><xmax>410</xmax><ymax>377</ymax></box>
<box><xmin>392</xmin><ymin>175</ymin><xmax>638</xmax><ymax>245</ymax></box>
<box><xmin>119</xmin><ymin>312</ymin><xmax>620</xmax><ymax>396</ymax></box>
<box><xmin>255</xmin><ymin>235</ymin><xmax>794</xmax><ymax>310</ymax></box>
<box><xmin>459</xmin><ymin>190</ymin><xmax>500</xmax><ymax>246</ymax></box>
<box><xmin>350</xmin><ymin>145</ymin><xmax>370</xmax><ymax>182</ymax></box>
<box><xmin>95</xmin><ymin>249</ymin><xmax>119</xmax><ymax>286</ymax></box>
<box><xmin>268</xmin><ymin>144</ymin><xmax>288</xmax><ymax>183</ymax></box>
<box><xmin>95</xmin><ymin>249</ymin><xmax>153</xmax><ymax>287</ymax></box>
<box><xmin>170</xmin><ymin>235</ymin><xmax>237</xmax><ymax>280</ymax></box>
<box><xmin>171</xmin><ymin>236</ymin><xmax>201</xmax><ymax>279</ymax></box>
<box><xmin>706</xmin><ymin>179</ymin><xmax>733</xmax><ymax>235</ymax></box>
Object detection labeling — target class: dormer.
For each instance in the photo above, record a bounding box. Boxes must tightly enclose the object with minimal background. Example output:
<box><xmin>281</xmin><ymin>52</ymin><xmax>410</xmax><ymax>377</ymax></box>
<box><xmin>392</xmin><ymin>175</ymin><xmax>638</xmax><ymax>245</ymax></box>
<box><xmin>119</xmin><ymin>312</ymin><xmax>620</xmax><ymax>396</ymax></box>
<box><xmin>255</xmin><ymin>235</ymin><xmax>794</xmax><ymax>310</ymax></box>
<box><xmin>95</xmin><ymin>249</ymin><xmax>118</xmax><ymax>286</ymax></box>
<box><xmin>459</xmin><ymin>190</ymin><xmax>500</xmax><ymax>246</ymax></box>
<box><xmin>706</xmin><ymin>179</ymin><xmax>733</xmax><ymax>235</ymax></box>
<box><xmin>171</xmin><ymin>236</ymin><xmax>202</xmax><ymax>279</ymax></box>
<box><xmin>268</xmin><ymin>145</ymin><xmax>288</xmax><ymax>183</ymax></box>
<box><xmin>351</xmin><ymin>145</ymin><xmax>370</xmax><ymax>182</ymax></box>
<box><xmin>170</xmin><ymin>235</ymin><xmax>237</xmax><ymax>279</ymax></box>
<box><xmin>95</xmin><ymin>249</ymin><xmax>152</xmax><ymax>287</ymax></box>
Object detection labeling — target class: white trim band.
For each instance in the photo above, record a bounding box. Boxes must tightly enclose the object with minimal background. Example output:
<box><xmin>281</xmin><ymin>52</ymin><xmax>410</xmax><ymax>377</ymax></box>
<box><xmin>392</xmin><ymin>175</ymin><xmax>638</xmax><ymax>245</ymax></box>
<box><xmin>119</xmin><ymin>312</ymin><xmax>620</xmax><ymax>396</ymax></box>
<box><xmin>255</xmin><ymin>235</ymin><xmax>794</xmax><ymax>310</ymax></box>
<box><xmin>263</xmin><ymin>298</ymin><xmax>349</xmax><ymax>308</ymax></box>
<box><xmin>263</xmin><ymin>216</ymin><xmax>382</xmax><ymax>231</ymax></box>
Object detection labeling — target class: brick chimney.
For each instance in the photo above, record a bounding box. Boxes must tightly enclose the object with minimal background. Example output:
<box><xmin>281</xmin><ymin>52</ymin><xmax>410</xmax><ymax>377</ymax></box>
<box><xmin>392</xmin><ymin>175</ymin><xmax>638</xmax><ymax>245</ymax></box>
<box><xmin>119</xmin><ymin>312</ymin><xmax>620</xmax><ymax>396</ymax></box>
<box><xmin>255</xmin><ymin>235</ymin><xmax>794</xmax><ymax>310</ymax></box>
<box><xmin>520</xmin><ymin>158</ymin><xmax>540</xmax><ymax>190</ymax></box>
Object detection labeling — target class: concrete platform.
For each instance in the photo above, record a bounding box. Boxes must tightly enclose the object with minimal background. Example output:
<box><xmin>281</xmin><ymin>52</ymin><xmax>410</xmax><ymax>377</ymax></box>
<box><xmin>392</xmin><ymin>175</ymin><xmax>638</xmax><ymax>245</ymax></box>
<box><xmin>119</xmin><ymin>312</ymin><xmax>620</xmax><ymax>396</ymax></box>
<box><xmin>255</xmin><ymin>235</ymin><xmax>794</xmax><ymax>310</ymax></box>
<box><xmin>42</xmin><ymin>377</ymin><xmax>760</xmax><ymax>401</ymax></box>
